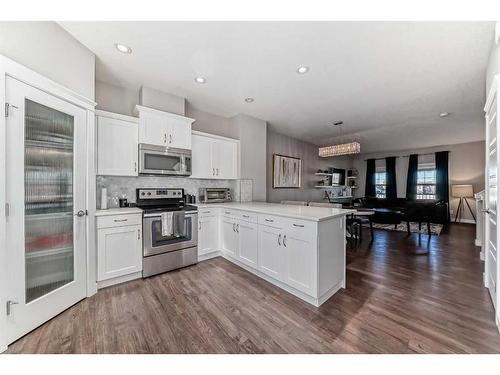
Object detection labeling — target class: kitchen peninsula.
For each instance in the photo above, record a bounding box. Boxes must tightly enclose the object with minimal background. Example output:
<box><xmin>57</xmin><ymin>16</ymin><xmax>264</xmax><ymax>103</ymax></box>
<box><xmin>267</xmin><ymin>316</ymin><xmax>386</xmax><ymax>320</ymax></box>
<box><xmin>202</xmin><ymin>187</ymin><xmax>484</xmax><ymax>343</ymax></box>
<box><xmin>196</xmin><ymin>202</ymin><xmax>354</xmax><ymax>306</ymax></box>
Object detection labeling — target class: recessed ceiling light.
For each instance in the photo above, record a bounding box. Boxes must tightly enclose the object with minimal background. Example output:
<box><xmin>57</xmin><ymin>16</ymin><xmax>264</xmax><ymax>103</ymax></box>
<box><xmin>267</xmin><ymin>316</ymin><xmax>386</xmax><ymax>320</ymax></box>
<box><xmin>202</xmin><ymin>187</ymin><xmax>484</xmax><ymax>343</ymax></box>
<box><xmin>439</xmin><ymin>112</ymin><xmax>450</xmax><ymax>118</ymax></box>
<box><xmin>296</xmin><ymin>66</ymin><xmax>310</xmax><ymax>74</ymax></box>
<box><xmin>114</xmin><ymin>43</ymin><xmax>132</xmax><ymax>54</ymax></box>
<box><xmin>194</xmin><ymin>77</ymin><xmax>206</xmax><ymax>84</ymax></box>
<box><xmin>244</xmin><ymin>97</ymin><xmax>254</xmax><ymax>103</ymax></box>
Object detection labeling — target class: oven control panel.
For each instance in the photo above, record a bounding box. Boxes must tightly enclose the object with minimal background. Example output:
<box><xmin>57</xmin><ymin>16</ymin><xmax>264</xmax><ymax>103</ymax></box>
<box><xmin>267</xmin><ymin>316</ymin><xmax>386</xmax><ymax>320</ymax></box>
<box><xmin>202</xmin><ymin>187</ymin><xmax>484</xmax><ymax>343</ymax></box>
<box><xmin>137</xmin><ymin>188</ymin><xmax>184</xmax><ymax>200</ymax></box>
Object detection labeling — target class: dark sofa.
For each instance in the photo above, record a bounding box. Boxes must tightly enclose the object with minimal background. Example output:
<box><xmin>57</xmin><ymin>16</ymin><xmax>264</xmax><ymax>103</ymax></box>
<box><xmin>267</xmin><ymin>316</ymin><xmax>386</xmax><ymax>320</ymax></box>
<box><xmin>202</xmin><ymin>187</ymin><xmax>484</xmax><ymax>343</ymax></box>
<box><xmin>356</xmin><ymin>197</ymin><xmax>448</xmax><ymax>235</ymax></box>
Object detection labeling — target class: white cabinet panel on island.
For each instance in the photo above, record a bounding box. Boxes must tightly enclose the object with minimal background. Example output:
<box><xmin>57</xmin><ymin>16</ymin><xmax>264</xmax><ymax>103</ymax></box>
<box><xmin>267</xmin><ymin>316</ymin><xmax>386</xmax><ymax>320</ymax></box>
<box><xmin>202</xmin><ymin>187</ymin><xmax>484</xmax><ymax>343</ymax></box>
<box><xmin>258</xmin><ymin>224</ymin><xmax>283</xmax><ymax>280</ymax></box>
<box><xmin>96</xmin><ymin>111</ymin><xmax>138</xmax><ymax>176</ymax></box>
<box><xmin>238</xmin><ymin>220</ymin><xmax>259</xmax><ymax>268</ymax></box>
<box><xmin>221</xmin><ymin>216</ymin><xmax>239</xmax><ymax>259</ymax></box>
<box><xmin>96</xmin><ymin>209</ymin><xmax>143</xmax><ymax>288</ymax></box>
<box><xmin>134</xmin><ymin>105</ymin><xmax>194</xmax><ymax>149</ymax></box>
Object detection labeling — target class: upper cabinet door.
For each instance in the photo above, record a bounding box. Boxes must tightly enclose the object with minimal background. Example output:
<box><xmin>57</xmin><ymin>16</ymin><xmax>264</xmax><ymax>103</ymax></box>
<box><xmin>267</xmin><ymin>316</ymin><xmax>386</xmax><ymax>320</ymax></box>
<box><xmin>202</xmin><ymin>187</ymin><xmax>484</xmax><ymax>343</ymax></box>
<box><xmin>138</xmin><ymin>111</ymin><xmax>169</xmax><ymax>146</ymax></box>
<box><xmin>214</xmin><ymin>139</ymin><xmax>238</xmax><ymax>179</ymax></box>
<box><xmin>97</xmin><ymin>114</ymin><xmax>138</xmax><ymax>176</ymax></box>
<box><xmin>135</xmin><ymin>105</ymin><xmax>194</xmax><ymax>149</ymax></box>
<box><xmin>191</xmin><ymin>133</ymin><xmax>213</xmax><ymax>178</ymax></box>
<box><xmin>168</xmin><ymin>118</ymin><xmax>192</xmax><ymax>149</ymax></box>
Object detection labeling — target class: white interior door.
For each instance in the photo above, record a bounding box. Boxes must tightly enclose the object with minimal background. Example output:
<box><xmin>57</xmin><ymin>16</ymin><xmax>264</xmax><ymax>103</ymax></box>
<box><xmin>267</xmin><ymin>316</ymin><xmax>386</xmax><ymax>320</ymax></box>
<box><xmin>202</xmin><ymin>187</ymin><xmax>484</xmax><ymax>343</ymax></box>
<box><xmin>5</xmin><ymin>77</ymin><xmax>87</xmax><ymax>344</ymax></box>
<box><xmin>485</xmin><ymin>90</ymin><xmax>498</xmax><ymax>312</ymax></box>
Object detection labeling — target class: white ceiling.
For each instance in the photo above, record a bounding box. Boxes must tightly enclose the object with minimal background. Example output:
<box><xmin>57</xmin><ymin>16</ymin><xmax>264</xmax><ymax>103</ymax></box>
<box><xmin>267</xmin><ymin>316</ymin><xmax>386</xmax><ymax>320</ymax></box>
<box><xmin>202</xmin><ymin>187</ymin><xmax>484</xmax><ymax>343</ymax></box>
<box><xmin>60</xmin><ymin>21</ymin><xmax>494</xmax><ymax>152</ymax></box>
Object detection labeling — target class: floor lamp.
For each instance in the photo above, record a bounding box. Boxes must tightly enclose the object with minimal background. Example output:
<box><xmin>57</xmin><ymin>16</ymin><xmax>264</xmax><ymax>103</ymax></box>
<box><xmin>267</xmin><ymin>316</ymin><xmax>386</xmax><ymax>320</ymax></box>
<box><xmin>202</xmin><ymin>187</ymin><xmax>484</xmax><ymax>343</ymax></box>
<box><xmin>451</xmin><ymin>184</ymin><xmax>476</xmax><ymax>223</ymax></box>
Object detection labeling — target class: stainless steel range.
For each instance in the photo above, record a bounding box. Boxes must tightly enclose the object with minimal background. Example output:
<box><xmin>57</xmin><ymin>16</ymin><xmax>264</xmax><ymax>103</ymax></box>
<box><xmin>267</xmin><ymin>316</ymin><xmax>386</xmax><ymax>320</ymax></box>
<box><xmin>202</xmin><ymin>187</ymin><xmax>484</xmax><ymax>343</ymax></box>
<box><xmin>136</xmin><ymin>188</ymin><xmax>198</xmax><ymax>277</ymax></box>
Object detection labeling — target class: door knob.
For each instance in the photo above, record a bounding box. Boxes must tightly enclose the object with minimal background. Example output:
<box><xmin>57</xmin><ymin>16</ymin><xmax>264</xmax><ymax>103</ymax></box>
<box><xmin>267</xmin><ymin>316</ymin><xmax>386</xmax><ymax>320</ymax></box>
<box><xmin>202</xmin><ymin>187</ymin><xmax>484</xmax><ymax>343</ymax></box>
<box><xmin>482</xmin><ymin>208</ymin><xmax>491</xmax><ymax>214</ymax></box>
<box><xmin>76</xmin><ymin>210</ymin><xmax>86</xmax><ymax>217</ymax></box>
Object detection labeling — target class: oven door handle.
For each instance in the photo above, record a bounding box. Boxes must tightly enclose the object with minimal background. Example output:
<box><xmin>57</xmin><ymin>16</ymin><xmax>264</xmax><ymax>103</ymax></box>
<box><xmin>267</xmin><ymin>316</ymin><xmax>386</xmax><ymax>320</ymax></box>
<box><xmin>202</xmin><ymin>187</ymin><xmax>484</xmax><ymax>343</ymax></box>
<box><xmin>143</xmin><ymin>212</ymin><xmax>198</xmax><ymax>218</ymax></box>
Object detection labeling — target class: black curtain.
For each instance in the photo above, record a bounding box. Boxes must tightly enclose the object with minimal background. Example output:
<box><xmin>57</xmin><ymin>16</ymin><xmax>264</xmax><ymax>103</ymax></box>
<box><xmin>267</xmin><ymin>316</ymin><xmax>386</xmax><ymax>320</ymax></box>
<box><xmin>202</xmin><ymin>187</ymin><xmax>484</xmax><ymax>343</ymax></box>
<box><xmin>435</xmin><ymin>151</ymin><xmax>450</xmax><ymax>221</ymax></box>
<box><xmin>385</xmin><ymin>156</ymin><xmax>397</xmax><ymax>199</ymax></box>
<box><xmin>406</xmin><ymin>154</ymin><xmax>418</xmax><ymax>200</ymax></box>
<box><xmin>365</xmin><ymin>159</ymin><xmax>376</xmax><ymax>197</ymax></box>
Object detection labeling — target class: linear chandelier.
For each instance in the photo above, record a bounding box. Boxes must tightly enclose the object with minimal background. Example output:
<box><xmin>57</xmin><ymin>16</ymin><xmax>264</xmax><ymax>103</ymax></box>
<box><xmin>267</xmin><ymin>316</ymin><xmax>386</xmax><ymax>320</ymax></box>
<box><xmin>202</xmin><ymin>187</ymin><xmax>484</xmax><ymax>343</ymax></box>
<box><xmin>319</xmin><ymin>142</ymin><xmax>361</xmax><ymax>157</ymax></box>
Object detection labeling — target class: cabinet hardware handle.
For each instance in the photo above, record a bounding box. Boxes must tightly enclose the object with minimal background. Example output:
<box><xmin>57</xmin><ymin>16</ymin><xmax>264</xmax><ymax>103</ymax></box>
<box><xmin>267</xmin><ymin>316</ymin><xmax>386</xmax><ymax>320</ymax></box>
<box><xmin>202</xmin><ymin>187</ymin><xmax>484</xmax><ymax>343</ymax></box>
<box><xmin>114</xmin><ymin>219</ymin><xmax>128</xmax><ymax>222</ymax></box>
<box><xmin>202</xmin><ymin>210</ymin><xmax>211</xmax><ymax>214</ymax></box>
<box><xmin>199</xmin><ymin>222</ymin><xmax>202</xmax><ymax>230</ymax></box>
<box><xmin>225</xmin><ymin>211</ymin><xmax>231</xmax><ymax>214</ymax></box>
<box><xmin>265</xmin><ymin>218</ymin><xmax>274</xmax><ymax>222</ymax></box>
<box><xmin>242</xmin><ymin>215</ymin><xmax>250</xmax><ymax>218</ymax></box>
<box><xmin>213</xmin><ymin>168</ymin><xmax>215</xmax><ymax>176</ymax></box>
<box><xmin>278</xmin><ymin>233</ymin><xmax>282</xmax><ymax>246</ymax></box>
<box><xmin>164</xmin><ymin>133</ymin><xmax>167</xmax><ymax>143</ymax></box>
<box><xmin>169</xmin><ymin>134</ymin><xmax>172</xmax><ymax>144</ymax></box>
<box><xmin>283</xmin><ymin>234</ymin><xmax>287</xmax><ymax>247</ymax></box>
<box><xmin>216</xmin><ymin>168</ymin><xmax>219</xmax><ymax>176</ymax></box>
<box><xmin>134</xmin><ymin>162</ymin><xmax>137</xmax><ymax>172</ymax></box>
<box><xmin>293</xmin><ymin>223</ymin><xmax>304</xmax><ymax>227</ymax></box>
<box><xmin>236</xmin><ymin>224</ymin><xmax>239</xmax><ymax>233</ymax></box>
<box><xmin>233</xmin><ymin>223</ymin><xmax>236</xmax><ymax>232</ymax></box>
<box><xmin>6</xmin><ymin>300</ymin><xmax>18</xmax><ymax>316</ymax></box>
<box><xmin>138</xmin><ymin>229</ymin><xmax>141</xmax><ymax>240</ymax></box>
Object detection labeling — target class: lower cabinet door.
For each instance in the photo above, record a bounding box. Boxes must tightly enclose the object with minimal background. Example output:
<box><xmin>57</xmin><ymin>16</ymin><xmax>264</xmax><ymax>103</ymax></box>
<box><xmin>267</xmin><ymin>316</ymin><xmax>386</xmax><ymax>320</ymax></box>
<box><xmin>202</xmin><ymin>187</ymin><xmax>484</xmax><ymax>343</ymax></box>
<box><xmin>221</xmin><ymin>217</ymin><xmax>239</xmax><ymax>258</ymax></box>
<box><xmin>258</xmin><ymin>225</ymin><xmax>284</xmax><ymax>280</ymax></box>
<box><xmin>283</xmin><ymin>232</ymin><xmax>316</xmax><ymax>296</ymax></box>
<box><xmin>198</xmin><ymin>217</ymin><xmax>218</xmax><ymax>256</ymax></box>
<box><xmin>238</xmin><ymin>220</ymin><xmax>258</xmax><ymax>268</ymax></box>
<box><xmin>97</xmin><ymin>225</ymin><xmax>142</xmax><ymax>281</ymax></box>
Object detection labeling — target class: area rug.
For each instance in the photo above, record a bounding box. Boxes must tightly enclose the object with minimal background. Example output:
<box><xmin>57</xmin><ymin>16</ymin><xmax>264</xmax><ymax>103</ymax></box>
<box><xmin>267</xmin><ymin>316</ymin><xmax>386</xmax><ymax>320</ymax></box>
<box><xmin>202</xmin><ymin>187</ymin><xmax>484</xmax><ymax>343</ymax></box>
<box><xmin>369</xmin><ymin>222</ymin><xmax>443</xmax><ymax>236</ymax></box>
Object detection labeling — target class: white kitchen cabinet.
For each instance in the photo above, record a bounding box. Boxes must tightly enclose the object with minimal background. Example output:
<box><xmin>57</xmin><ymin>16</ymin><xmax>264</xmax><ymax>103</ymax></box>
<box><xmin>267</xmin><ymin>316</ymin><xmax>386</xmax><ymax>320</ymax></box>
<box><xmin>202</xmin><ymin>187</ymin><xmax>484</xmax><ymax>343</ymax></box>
<box><xmin>191</xmin><ymin>133</ymin><xmax>213</xmax><ymax>178</ymax></box>
<box><xmin>238</xmin><ymin>220</ymin><xmax>259</xmax><ymax>268</ymax></box>
<box><xmin>198</xmin><ymin>216</ymin><xmax>219</xmax><ymax>258</ymax></box>
<box><xmin>282</xmin><ymin>230</ymin><xmax>316</xmax><ymax>296</ymax></box>
<box><xmin>221</xmin><ymin>216</ymin><xmax>239</xmax><ymax>259</ymax></box>
<box><xmin>191</xmin><ymin>131</ymin><xmax>239</xmax><ymax>179</ymax></box>
<box><xmin>135</xmin><ymin>105</ymin><xmax>194</xmax><ymax>149</ymax></box>
<box><xmin>96</xmin><ymin>212</ymin><xmax>142</xmax><ymax>286</ymax></box>
<box><xmin>258</xmin><ymin>224</ymin><xmax>284</xmax><ymax>280</ymax></box>
<box><xmin>96</xmin><ymin>111</ymin><xmax>139</xmax><ymax>176</ymax></box>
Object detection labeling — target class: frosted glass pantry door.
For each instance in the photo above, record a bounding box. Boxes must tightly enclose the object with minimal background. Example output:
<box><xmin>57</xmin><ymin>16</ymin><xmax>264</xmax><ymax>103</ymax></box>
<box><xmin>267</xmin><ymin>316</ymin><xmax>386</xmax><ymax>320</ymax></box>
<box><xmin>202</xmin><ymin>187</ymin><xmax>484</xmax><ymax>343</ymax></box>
<box><xmin>5</xmin><ymin>77</ymin><xmax>87</xmax><ymax>345</ymax></box>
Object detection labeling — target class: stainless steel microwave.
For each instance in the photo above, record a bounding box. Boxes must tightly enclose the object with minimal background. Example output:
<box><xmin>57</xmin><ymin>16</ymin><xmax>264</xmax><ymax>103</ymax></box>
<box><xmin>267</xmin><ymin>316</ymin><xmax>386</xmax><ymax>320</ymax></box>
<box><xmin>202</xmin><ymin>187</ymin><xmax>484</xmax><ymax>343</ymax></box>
<box><xmin>139</xmin><ymin>143</ymin><xmax>192</xmax><ymax>176</ymax></box>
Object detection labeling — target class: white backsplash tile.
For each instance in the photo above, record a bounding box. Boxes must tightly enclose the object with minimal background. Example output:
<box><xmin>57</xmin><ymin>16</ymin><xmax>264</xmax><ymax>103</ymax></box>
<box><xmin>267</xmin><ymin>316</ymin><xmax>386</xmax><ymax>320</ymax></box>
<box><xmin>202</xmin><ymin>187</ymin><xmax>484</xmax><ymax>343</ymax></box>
<box><xmin>97</xmin><ymin>175</ymin><xmax>253</xmax><ymax>209</ymax></box>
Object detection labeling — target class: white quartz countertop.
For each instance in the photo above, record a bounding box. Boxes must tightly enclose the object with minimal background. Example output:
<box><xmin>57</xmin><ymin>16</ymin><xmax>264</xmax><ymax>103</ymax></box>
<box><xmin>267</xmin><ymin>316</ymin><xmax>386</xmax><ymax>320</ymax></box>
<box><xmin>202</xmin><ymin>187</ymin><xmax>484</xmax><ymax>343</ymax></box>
<box><xmin>195</xmin><ymin>202</ymin><xmax>355</xmax><ymax>222</ymax></box>
<box><xmin>95</xmin><ymin>207</ymin><xmax>143</xmax><ymax>216</ymax></box>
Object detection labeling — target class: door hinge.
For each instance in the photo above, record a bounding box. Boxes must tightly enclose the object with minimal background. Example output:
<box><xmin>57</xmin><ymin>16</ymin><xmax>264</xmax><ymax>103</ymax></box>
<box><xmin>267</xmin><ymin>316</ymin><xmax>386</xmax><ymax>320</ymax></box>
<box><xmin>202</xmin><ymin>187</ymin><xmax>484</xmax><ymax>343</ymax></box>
<box><xmin>4</xmin><ymin>102</ymin><xmax>19</xmax><ymax>118</ymax></box>
<box><xmin>5</xmin><ymin>203</ymin><xmax>9</xmax><ymax>217</ymax></box>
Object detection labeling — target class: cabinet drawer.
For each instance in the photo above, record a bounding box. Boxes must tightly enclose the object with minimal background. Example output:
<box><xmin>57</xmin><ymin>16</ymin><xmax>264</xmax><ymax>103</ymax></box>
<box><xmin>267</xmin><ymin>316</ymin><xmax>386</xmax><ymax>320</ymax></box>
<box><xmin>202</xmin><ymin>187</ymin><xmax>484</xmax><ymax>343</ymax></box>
<box><xmin>237</xmin><ymin>210</ymin><xmax>258</xmax><ymax>223</ymax></box>
<box><xmin>199</xmin><ymin>208</ymin><xmax>218</xmax><ymax>218</ymax></box>
<box><xmin>282</xmin><ymin>219</ymin><xmax>316</xmax><ymax>238</ymax></box>
<box><xmin>258</xmin><ymin>214</ymin><xmax>287</xmax><ymax>229</ymax></box>
<box><xmin>221</xmin><ymin>209</ymin><xmax>237</xmax><ymax>219</ymax></box>
<box><xmin>97</xmin><ymin>213</ymin><xmax>142</xmax><ymax>229</ymax></box>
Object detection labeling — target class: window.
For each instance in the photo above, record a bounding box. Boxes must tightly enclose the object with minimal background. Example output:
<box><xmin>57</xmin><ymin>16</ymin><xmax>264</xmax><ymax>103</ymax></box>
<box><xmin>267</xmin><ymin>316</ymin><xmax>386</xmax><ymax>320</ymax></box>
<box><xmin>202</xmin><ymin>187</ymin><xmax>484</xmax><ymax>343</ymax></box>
<box><xmin>417</xmin><ymin>169</ymin><xmax>436</xmax><ymax>200</ymax></box>
<box><xmin>375</xmin><ymin>171</ymin><xmax>386</xmax><ymax>198</ymax></box>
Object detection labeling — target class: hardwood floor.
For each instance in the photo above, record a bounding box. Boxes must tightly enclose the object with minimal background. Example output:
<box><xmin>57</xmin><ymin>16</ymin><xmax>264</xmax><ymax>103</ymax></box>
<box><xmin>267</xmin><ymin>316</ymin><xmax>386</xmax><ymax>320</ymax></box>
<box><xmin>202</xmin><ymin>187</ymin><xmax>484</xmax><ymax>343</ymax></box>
<box><xmin>6</xmin><ymin>223</ymin><xmax>500</xmax><ymax>353</ymax></box>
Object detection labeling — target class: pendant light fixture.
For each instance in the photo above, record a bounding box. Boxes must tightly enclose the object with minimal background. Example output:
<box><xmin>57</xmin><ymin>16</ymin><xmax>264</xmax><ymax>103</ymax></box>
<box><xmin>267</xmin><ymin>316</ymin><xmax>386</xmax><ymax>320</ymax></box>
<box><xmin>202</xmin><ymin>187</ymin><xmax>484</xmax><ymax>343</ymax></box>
<box><xmin>318</xmin><ymin>121</ymin><xmax>361</xmax><ymax>157</ymax></box>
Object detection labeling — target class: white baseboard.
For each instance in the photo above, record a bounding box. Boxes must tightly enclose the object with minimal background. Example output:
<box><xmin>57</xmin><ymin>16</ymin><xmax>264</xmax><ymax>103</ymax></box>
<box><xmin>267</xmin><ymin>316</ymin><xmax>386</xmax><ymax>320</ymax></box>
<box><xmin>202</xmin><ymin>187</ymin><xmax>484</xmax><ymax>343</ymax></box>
<box><xmin>97</xmin><ymin>271</ymin><xmax>142</xmax><ymax>289</ymax></box>
<box><xmin>198</xmin><ymin>251</ymin><xmax>221</xmax><ymax>262</ymax></box>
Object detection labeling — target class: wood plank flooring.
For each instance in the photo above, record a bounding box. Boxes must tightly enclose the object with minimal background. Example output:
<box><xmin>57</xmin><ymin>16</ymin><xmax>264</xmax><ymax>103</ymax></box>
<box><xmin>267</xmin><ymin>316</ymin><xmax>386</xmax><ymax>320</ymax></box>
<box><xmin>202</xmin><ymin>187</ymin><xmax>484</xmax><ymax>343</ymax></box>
<box><xmin>6</xmin><ymin>223</ymin><xmax>500</xmax><ymax>353</ymax></box>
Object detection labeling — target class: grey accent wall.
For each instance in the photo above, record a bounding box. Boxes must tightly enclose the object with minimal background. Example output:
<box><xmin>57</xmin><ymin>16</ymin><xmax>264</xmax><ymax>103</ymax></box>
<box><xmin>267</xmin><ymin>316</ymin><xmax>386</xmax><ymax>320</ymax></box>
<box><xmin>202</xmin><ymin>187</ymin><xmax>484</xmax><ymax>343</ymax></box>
<box><xmin>266</xmin><ymin>129</ymin><xmax>352</xmax><ymax>203</ymax></box>
<box><xmin>232</xmin><ymin>114</ymin><xmax>268</xmax><ymax>202</ymax></box>
<box><xmin>0</xmin><ymin>21</ymin><xmax>95</xmax><ymax>99</ymax></box>
<box><xmin>352</xmin><ymin>140</ymin><xmax>485</xmax><ymax>222</ymax></box>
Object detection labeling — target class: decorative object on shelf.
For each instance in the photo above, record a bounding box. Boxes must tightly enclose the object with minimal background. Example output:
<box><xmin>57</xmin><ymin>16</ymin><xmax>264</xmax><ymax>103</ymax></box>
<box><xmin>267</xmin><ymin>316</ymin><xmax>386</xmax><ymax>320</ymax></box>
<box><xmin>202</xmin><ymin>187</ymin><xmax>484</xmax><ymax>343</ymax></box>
<box><xmin>318</xmin><ymin>121</ymin><xmax>361</xmax><ymax>157</ymax></box>
<box><xmin>451</xmin><ymin>184</ymin><xmax>476</xmax><ymax>223</ymax></box>
<box><xmin>272</xmin><ymin>154</ymin><xmax>302</xmax><ymax>188</ymax></box>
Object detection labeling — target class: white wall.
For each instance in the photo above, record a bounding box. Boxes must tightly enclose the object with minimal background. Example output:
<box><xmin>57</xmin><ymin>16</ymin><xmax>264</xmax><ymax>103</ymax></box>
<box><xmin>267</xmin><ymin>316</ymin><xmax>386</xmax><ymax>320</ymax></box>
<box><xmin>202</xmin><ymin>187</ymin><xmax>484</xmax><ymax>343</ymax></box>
<box><xmin>95</xmin><ymin>81</ymin><xmax>138</xmax><ymax>116</ymax></box>
<box><xmin>486</xmin><ymin>22</ymin><xmax>500</xmax><ymax>95</ymax></box>
<box><xmin>232</xmin><ymin>114</ymin><xmax>267</xmax><ymax>201</ymax></box>
<box><xmin>0</xmin><ymin>21</ymin><xmax>95</xmax><ymax>99</ymax></box>
<box><xmin>267</xmin><ymin>129</ymin><xmax>352</xmax><ymax>203</ymax></box>
<box><xmin>186</xmin><ymin>102</ymin><xmax>238</xmax><ymax>139</ymax></box>
<box><xmin>352</xmin><ymin>141</ymin><xmax>485</xmax><ymax>222</ymax></box>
